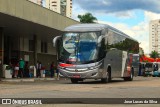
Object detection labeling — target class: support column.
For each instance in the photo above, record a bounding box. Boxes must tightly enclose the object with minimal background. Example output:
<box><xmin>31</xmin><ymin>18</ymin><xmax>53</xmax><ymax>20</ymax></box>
<box><xmin>0</xmin><ymin>28</ymin><xmax>4</xmax><ymax>78</ymax></box>
<box><xmin>18</xmin><ymin>35</ymin><xmax>21</xmax><ymax>60</ymax></box>
<box><xmin>34</xmin><ymin>35</ymin><xmax>37</xmax><ymax>65</ymax></box>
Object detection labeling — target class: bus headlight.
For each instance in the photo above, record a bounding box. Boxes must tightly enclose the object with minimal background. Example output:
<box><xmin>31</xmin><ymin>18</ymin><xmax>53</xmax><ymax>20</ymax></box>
<box><xmin>89</xmin><ymin>67</ymin><xmax>97</xmax><ymax>70</ymax></box>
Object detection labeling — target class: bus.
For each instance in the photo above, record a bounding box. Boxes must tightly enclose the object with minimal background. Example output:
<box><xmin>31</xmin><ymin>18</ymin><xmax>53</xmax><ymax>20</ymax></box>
<box><xmin>132</xmin><ymin>54</ymin><xmax>140</xmax><ymax>76</ymax></box>
<box><xmin>53</xmin><ymin>24</ymin><xmax>139</xmax><ymax>83</ymax></box>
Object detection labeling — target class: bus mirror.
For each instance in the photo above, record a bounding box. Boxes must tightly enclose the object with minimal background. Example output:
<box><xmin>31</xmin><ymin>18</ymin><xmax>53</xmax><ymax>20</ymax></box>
<box><xmin>53</xmin><ymin>36</ymin><xmax>61</xmax><ymax>47</ymax></box>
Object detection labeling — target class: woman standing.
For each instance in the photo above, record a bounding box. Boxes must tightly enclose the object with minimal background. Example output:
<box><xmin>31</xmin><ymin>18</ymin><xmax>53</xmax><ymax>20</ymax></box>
<box><xmin>14</xmin><ymin>62</ymin><xmax>19</xmax><ymax>78</ymax></box>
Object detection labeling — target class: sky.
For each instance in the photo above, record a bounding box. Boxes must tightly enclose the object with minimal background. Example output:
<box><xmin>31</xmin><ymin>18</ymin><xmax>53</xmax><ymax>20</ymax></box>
<box><xmin>72</xmin><ymin>0</ymin><xmax>160</xmax><ymax>54</ymax></box>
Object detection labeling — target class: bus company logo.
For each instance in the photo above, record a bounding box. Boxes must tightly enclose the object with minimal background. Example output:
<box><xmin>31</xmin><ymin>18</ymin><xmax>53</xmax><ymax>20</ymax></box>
<box><xmin>2</xmin><ymin>99</ymin><xmax>11</xmax><ymax>104</ymax></box>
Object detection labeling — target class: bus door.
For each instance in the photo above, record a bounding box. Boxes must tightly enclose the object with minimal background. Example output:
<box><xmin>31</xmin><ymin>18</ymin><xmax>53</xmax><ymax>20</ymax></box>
<box><xmin>125</xmin><ymin>54</ymin><xmax>133</xmax><ymax>77</ymax></box>
<box><xmin>121</xmin><ymin>51</ymin><xmax>128</xmax><ymax>77</ymax></box>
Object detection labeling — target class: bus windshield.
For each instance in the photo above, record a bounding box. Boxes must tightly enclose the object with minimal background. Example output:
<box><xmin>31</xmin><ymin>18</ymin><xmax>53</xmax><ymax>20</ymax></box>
<box><xmin>59</xmin><ymin>32</ymin><xmax>100</xmax><ymax>64</ymax></box>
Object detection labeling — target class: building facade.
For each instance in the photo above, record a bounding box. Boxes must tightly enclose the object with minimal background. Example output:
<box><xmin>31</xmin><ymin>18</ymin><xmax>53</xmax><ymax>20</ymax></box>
<box><xmin>0</xmin><ymin>0</ymin><xmax>79</xmax><ymax>77</ymax></box>
<box><xmin>45</xmin><ymin>0</ymin><xmax>72</xmax><ymax>18</ymax></box>
<box><xmin>149</xmin><ymin>19</ymin><xmax>160</xmax><ymax>53</ymax></box>
<box><xmin>28</xmin><ymin>0</ymin><xmax>72</xmax><ymax>17</ymax></box>
<box><xmin>45</xmin><ymin>0</ymin><xmax>61</xmax><ymax>13</ymax></box>
<box><xmin>28</xmin><ymin>0</ymin><xmax>43</xmax><ymax>6</ymax></box>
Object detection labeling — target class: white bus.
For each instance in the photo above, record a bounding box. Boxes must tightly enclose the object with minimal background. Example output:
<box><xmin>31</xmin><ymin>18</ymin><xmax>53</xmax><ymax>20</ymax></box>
<box><xmin>53</xmin><ymin>24</ymin><xmax>139</xmax><ymax>83</ymax></box>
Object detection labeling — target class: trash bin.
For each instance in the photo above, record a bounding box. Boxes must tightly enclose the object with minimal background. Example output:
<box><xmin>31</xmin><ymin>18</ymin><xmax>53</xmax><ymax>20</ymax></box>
<box><xmin>3</xmin><ymin>65</ymin><xmax>12</xmax><ymax>78</ymax></box>
<box><xmin>40</xmin><ymin>70</ymin><xmax>45</xmax><ymax>78</ymax></box>
<box><xmin>29</xmin><ymin>66</ymin><xmax>36</xmax><ymax>78</ymax></box>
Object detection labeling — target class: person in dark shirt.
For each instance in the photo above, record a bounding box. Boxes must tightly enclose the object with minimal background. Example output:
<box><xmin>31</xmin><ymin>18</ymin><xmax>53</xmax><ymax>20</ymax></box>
<box><xmin>24</xmin><ymin>61</ymin><xmax>29</xmax><ymax>78</ymax></box>
<box><xmin>50</xmin><ymin>62</ymin><xmax>55</xmax><ymax>78</ymax></box>
<box><xmin>36</xmin><ymin>61</ymin><xmax>41</xmax><ymax>78</ymax></box>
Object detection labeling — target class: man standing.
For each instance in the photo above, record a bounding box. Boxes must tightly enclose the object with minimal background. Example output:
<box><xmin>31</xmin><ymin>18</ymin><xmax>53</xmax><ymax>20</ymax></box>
<box><xmin>50</xmin><ymin>61</ymin><xmax>55</xmax><ymax>78</ymax></box>
<box><xmin>18</xmin><ymin>58</ymin><xmax>25</xmax><ymax>78</ymax></box>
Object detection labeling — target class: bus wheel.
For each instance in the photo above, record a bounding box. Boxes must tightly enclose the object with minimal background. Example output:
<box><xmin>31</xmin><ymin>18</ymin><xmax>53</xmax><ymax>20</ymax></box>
<box><xmin>101</xmin><ymin>68</ymin><xmax>111</xmax><ymax>83</ymax></box>
<box><xmin>71</xmin><ymin>78</ymin><xmax>78</xmax><ymax>83</ymax></box>
<box><xmin>124</xmin><ymin>69</ymin><xmax>134</xmax><ymax>81</ymax></box>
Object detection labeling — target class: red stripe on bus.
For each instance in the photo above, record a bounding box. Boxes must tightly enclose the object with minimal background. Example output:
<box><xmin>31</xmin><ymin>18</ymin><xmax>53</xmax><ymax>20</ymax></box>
<box><xmin>59</xmin><ymin>63</ymin><xmax>74</xmax><ymax>67</ymax></box>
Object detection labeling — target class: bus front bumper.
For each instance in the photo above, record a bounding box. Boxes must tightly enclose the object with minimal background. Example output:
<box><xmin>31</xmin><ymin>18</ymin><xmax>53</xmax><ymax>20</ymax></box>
<box><xmin>58</xmin><ymin>68</ymin><xmax>103</xmax><ymax>79</ymax></box>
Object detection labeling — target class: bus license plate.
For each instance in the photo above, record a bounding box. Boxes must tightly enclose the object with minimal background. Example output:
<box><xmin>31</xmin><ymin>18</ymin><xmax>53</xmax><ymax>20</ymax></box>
<box><xmin>73</xmin><ymin>75</ymin><xmax>81</xmax><ymax>78</ymax></box>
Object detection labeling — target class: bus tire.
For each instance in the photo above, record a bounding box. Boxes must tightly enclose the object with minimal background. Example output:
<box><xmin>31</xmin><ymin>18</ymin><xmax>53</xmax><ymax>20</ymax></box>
<box><xmin>108</xmin><ymin>68</ymin><xmax>111</xmax><ymax>82</ymax></box>
<box><xmin>71</xmin><ymin>78</ymin><xmax>78</xmax><ymax>83</ymax></box>
<box><xmin>124</xmin><ymin>69</ymin><xmax>134</xmax><ymax>81</ymax></box>
<box><xmin>101</xmin><ymin>68</ymin><xmax>111</xmax><ymax>83</ymax></box>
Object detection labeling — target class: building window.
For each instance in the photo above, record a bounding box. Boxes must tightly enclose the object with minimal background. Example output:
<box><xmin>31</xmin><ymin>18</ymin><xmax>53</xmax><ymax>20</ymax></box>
<box><xmin>41</xmin><ymin>42</ymin><xmax>47</xmax><ymax>53</ymax></box>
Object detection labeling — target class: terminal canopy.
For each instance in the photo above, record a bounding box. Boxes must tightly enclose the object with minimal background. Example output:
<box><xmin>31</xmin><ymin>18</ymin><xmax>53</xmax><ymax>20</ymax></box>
<box><xmin>140</xmin><ymin>55</ymin><xmax>160</xmax><ymax>62</ymax></box>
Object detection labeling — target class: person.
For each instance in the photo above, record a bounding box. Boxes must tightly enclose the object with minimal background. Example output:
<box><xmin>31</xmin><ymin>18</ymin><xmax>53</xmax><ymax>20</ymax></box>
<box><xmin>138</xmin><ymin>63</ymin><xmax>142</xmax><ymax>76</ymax></box>
<box><xmin>153</xmin><ymin>63</ymin><xmax>158</xmax><ymax>71</ymax></box>
<box><xmin>55</xmin><ymin>65</ymin><xmax>59</xmax><ymax>80</ymax></box>
<box><xmin>18</xmin><ymin>58</ymin><xmax>25</xmax><ymax>78</ymax></box>
<box><xmin>24</xmin><ymin>61</ymin><xmax>29</xmax><ymax>77</ymax></box>
<box><xmin>50</xmin><ymin>62</ymin><xmax>55</xmax><ymax>78</ymax></box>
<box><xmin>9</xmin><ymin>61</ymin><xmax>14</xmax><ymax>78</ymax></box>
<box><xmin>36</xmin><ymin>61</ymin><xmax>41</xmax><ymax>78</ymax></box>
<box><xmin>14</xmin><ymin>62</ymin><xmax>19</xmax><ymax>78</ymax></box>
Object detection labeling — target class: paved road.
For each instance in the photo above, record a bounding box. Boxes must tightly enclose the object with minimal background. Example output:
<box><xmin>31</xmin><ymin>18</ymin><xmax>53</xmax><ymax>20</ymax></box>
<box><xmin>0</xmin><ymin>76</ymin><xmax>160</xmax><ymax>106</ymax></box>
<box><xmin>0</xmin><ymin>77</ymin><xmax>160</xmax><ymax>98</ymax></box>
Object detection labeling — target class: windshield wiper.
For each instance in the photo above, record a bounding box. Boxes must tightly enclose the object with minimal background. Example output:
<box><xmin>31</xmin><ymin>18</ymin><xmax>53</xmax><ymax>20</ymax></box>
<box><xmin>81</xmin><ymin>60</ymin><xmax>96</xmax><ymax>64</ymax></box>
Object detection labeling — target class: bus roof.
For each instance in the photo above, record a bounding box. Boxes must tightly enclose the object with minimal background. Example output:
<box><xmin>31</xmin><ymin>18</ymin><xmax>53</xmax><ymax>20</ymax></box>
<box><xmin>64</xmin><ymin>24</ymin><xmax>138</xmax><ymax>42</ymax></box>
<box><xmin>64</xmin><ymin>24</ymin><xmax>107</xmax><ymax>32</ymax></box>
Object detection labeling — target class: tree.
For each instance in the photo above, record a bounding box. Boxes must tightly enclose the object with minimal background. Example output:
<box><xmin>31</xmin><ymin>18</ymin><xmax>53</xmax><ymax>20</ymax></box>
<box><xmin>150</xmin><ymin>50</ymin><xmax>159</xmax><ymax>59</ymax></box>
<box><xmin>78</xmin><ymin>13</ymin><xmax>97</xmax><ymax>23</ymax></box>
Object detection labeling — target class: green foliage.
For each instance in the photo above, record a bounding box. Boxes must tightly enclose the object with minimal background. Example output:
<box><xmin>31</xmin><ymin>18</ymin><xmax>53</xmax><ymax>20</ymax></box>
<box><xmin>150</xmin><ymin>51</ymin><xmax>159</xmax><ymax>59</ymax></box>
<box><xmin>107</xmin><ymin>38</ymin><xmax>139</xmax><ymax>53</ymax></box>
<box><xmin>78</xmin><ymin>13</ymin><xmax>97</xmax><ymax>23</ymax></box>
